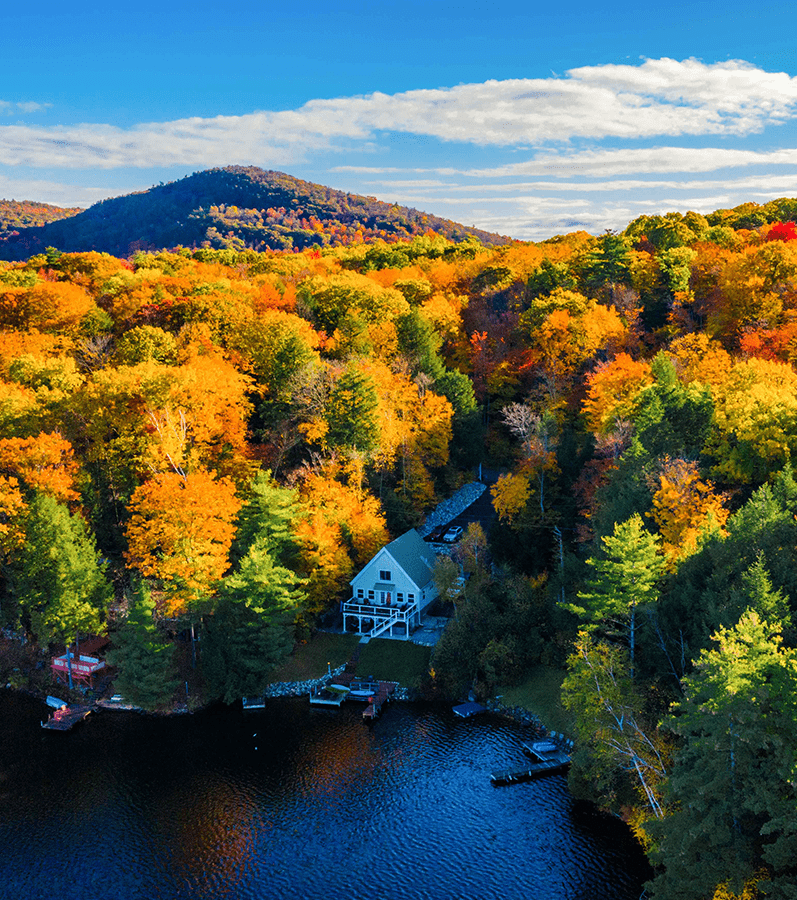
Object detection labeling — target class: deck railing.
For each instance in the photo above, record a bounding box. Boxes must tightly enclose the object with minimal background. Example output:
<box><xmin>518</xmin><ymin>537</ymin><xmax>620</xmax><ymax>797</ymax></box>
<box><xmin>342</xmin><ymin>600</ymin><xmax>419</xmax><ymax>638</ymax></box>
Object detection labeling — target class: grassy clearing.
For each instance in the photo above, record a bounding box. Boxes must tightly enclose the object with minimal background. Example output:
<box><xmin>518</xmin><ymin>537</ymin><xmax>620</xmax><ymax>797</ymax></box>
<box><xmin>355</xmin><ymin>639</ymin><xmax>431</xmax><ymax>688</ymax></box>
<box><xmin>497</xmin><ymin>665</ymin><xmax>575</xmax><ymax>735</ymax></box>
<box><xmin>266</xmin><ymin>633</ymin><xmax>361</xmax><ymax>683</ymax></box>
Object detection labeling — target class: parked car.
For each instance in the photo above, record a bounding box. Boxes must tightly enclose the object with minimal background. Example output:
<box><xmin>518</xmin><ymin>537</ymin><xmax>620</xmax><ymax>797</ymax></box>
<box><xmin>442</xmin><ymin>525</ymin><xmax>463</xmax><ymax>543</ymax></box>
<box><xmin>425</xmin><ymin>524</ymin><xmax>447</xmax><ymax>542</ymax></box>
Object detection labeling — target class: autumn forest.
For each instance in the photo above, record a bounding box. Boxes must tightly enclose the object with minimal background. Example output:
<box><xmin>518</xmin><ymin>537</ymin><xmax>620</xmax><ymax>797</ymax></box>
<box><xmin>2</xmin><ymin>188</ymin><xmax>797</xmax><ymax>898</ymax></box>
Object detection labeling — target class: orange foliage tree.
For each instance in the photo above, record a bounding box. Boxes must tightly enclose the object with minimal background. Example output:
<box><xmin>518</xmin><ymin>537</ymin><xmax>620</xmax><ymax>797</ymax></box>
<box><xmin>647</xmin><ymin>458</ymin><xmax>729</xmax><ymax>566</ymax></box>
<box><xmin>125</xmin><ymin>469</ymin><xmax>240</xmax><ymax>617</ymax></box>
<box><xmin>0</xmin><ymin>432</ymin><xmax>78</xmax><ymax>502</ymax></box>
<box><xmin>0</xmin><ymin>281</ymin><xmax>95</xmax><ymax>332</ymax></box>
<box><xmin>582</xmin><ymin>354</ymin><xmax>653</xmax><ymax>434</ymax></box>
<box><xmin>293</xmin><ymin>467</ymin><xmax>389</xmax><ymax>615</ymax></box>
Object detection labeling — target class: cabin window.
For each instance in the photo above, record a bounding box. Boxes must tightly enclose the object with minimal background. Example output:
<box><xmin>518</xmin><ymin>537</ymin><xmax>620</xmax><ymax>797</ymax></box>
<box><xmin>379</xmin><ymin>569</ymin><xmax>391</xmax><ymax>581</ymax></box>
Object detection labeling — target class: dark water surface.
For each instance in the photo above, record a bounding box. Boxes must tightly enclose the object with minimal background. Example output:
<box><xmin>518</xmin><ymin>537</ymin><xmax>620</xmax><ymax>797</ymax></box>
<box><xmin>0</xmin><ymin>691</ymin><xmax>650</xmax><ymax>899</ymax></box>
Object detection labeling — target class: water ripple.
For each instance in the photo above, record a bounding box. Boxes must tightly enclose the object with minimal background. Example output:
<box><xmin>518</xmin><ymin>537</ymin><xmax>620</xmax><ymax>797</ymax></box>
<box><xmin>0</xmin><ymin>693</ymin><xmax>650</xmax><ymax>900</ymax></box>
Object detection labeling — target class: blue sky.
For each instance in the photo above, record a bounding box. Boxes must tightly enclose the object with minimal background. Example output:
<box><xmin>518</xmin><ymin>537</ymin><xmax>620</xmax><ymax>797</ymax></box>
<box><xmin>1</xmin><ymin>1</ymin><xmax>796</xmax><ymax>239</ymax></box>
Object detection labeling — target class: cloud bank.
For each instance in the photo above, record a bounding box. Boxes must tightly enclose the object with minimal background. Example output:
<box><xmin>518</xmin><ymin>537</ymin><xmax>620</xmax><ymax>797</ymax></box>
<box><xmin>2</xmin><ymin>58</ymin><xmax>797</xmax><ymax>169</ymax></box>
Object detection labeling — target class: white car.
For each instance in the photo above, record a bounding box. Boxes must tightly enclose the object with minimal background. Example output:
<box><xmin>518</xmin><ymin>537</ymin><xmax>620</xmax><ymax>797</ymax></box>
<box><xmin>442</xmin><ymin>525</ymin><xmax>463</xmax><ymax>542</ymax></box>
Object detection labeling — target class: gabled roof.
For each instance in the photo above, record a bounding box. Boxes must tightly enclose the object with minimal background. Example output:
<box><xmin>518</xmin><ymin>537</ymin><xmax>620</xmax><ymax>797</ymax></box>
<box><xmin>352</xmin><ymin>529</ymin><xmax>435</xmax><ymax>589</ymax></box>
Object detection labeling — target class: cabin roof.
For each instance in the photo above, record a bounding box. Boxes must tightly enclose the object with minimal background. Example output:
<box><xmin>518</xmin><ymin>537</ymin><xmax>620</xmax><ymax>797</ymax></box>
<box><xmin>352</xmin><ymin>528</ymin><xmax>435</xmax><ymax>589</ymax></box>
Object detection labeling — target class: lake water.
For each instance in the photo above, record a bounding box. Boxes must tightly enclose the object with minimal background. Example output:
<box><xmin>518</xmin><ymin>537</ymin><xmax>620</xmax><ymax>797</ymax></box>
<box><xmin>0</xmin><ymin>691</ymin><xmax>650</xmax><ymax>899</ymax></box>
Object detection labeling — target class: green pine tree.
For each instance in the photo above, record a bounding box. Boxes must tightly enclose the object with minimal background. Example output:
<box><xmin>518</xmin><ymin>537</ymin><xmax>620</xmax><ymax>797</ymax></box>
<box><xmin>202</xmin><ymin>535</ymin><xmax>305</xmax><ymax>703</ymax></box>
<box><xmin>567</xmin><ymin>513</ymin><xmax>664</xmax><ymax>675</ymax></box>
<box><xmin>107</xmin><ymin>584</ymin><xmax>179</xmax><ymax>711</ymax></box>
<box><xmin>647</xmin><ymin>610</ymin><xmax>797</xmax><ymax>900</ymax></box>
<box><xmin>10</xmin><ymin>493</ymin><xmax>110</xmax><ymax>647</ymax></box>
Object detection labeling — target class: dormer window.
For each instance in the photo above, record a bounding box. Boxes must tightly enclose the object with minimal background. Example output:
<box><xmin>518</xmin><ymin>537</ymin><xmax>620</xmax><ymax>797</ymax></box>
<box><xmin>379</xmin><ymin>569</ymin><xmax>391</xmax><ymax>581</ymax></box>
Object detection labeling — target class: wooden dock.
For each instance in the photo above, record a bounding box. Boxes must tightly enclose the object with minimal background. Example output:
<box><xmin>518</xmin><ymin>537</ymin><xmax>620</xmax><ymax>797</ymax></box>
<box><xmin>490</xmin><ymin>755</ymin><xmax>570</xmax><ymax>785</ymax></box>
<box><xmin>362</xmin><ymin>682</ymin><xmax>398</xmax><ymax>721</ymax></box>
<box><xmin>41</xmin><ymin>704</ymin><xmax>94</xmax><ymax>731</ymax></box>
<box><xmin>490</xmin><ymin>738</ymin><xmax>572</xmax><ymax>785</ymax></box>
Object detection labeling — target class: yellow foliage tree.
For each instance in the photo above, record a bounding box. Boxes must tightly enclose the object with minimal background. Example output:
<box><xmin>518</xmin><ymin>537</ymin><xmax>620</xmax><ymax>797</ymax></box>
<box><xmin>708</xmin><ymin>357</ymin><xmax>797</xmax><ymax>483</ymax></box>
<box><xmin>491</xmin><ymin>471</ymin><xmax>531</xmax><ymax>524</ymax></box>
<box><xmin>667</xmin><ymin>333</ymin><xmax>733</xmax><ymax>388</ymax></box>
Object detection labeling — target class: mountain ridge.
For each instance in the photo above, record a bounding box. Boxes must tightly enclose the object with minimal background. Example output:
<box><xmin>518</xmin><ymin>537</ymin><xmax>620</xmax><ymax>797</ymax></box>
<box><xmin>0</xmin><ymin>166</ymin><xmax>511</xmax><ymax>260</ymax></box>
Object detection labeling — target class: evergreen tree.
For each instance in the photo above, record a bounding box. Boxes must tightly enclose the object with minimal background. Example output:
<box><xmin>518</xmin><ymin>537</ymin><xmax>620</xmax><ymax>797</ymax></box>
<box><xmin>325</xmin><ymin>366</ymin><xmax>379</xmax><ymax>455</ymax></box>
<box><xmin>648</xmin><ymin>611</ymin><xmax>797</xmax><ymax>900</ymax></box>
<box><xmin>202</xmin><ymin>535</ymin><xmax>305</xmax><ymax>703</ymax></box>
<box><xmin>9</xmin><ymin>493</ymin><xmax>110</xmax><ymax>647</ymax></box>
<box><xmin>567</xmin><ymin>513</ymin><xmax>665</xmax><ymax>675</ymax></box>
<box><xmin>107</xmin><ymin>585</ymin><xmax>179</xmax><ymax>710</ymax></box>
<box><xmin>230</xmin><ymin>469</ymin><xmax>304</xmax><ymax>567</ymax></box>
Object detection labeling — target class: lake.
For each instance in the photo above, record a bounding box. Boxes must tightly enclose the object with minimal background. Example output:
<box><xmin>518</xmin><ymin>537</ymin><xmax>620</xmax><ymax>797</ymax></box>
<box><xmin>0</xmin><ymin>690</ymin><xmax>651</xmax><ymax>899</ymax></box>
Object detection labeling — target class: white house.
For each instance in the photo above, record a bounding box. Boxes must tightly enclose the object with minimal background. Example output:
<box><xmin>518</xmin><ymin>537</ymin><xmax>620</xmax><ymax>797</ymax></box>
<box><xmin>343</xmin><ymin>529</ymin><xmax>439</xmax><ymax>639</ymax></box>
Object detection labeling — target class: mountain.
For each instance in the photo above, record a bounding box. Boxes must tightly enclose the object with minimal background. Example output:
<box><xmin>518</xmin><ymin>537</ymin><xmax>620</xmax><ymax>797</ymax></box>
<box><xmin>0</xmin><ymin>166</ymin><xmax>510</xmax><ymax>260</ymax></box>
<box><xmin>0</xmin><ymin>199</ymin><xmax>83</xmax><ymax>241</ymax></box>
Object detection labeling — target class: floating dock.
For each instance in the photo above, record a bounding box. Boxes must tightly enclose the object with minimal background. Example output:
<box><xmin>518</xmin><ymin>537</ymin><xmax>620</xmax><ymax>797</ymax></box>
<box><xmin>490</xmin><ymin>738</ymin><xmax>572</xmax><ymax>785</ymax></box>
<box><xmin>41</xmin><ymin>704</ymin><xmax>94</xmax><ymax>731</ymax></box>
<box><xmin>309</xmin><ymin>685</ymin><xmax>348</xmax><ymax>707</ymax></box>
<box><xmin>242</xmin><ymin>697</ymin><xmax>266</xmax><ymax>710</ymax></box>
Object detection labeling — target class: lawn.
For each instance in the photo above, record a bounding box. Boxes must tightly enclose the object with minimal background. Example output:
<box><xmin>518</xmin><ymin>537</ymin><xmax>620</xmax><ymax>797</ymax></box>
<box><xmin>266</xmin><ymin>632</ymin><xmax>361</xmax><ymax>683</ymax></box>
<box><xmin>355</xmin><ymin>638</ymin><xmax>431</xmax><ymax>688</ymax></box>
<box><xmin>497</xmin><ymin>665</ymin><xmax>575</xmax><ymax>735</ymax></box>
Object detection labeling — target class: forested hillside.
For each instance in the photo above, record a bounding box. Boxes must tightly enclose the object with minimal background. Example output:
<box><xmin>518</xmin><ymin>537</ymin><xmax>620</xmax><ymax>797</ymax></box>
<box><xmin>0</xmin><ymin>166</ymin><xmax>509</xmax><ymax>260</ymax></box>
<box><xmin>2</xmin><ymin>201</ymin><xmax>797</xmax><ymax>899</ymax></box>
<box><xmin>0</xmin><ymin>200</ymin><xmax>83</xmax><ymax>240</ymax></box>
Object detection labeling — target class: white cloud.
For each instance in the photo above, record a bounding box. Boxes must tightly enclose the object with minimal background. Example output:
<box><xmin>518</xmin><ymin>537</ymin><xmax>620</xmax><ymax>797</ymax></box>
<box><xmin>0</xmin><ymin>174</ymin><xmax>138</xmax><ymax>207</ymax></box>
<box><xmin>0</xmin><ymin>100</ymin><xmax>51</xmax><ymax>116</ymax></box>
<box><xmin>2</xmin><ymin>58</ymin><xmax>797</xmax><ymax>169</ymax></box>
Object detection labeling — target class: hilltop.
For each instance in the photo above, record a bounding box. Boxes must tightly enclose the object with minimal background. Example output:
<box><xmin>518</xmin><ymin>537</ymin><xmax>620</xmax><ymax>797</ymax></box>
<box><xmin>0</xmin><ymin>199</ymin><xmax>84</xmax><ymax>241</ymax></box>
<box><xmin>0</xmin><ymin>166</ymin><xmax>510</xmax><ymax>260</ymax></box>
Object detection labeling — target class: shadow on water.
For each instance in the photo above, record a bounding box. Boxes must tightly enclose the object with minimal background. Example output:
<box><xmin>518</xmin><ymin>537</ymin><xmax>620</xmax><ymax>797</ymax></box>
<box><xmin>0</xmin><ymin>691</ymin><xmax>651</xmax><ymax>900</ymax></box>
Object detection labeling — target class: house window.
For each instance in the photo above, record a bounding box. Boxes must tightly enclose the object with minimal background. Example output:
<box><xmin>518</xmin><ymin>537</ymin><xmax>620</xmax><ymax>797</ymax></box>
<box><xmin>379</xmin><ymin>569</ymin><xmax>391</xmax><ymax>581</ymax></box>
<box><xmin>407</xmin><ymin>592</ymin><xmax>415</xmax><ymax>602</ymax></box>
<box><xmin>357</xmin><ymin>589</ymin><xmax>364</xmax><ymax>598</ymax></box>
<box><xmin>397</xmin><ymin>592</ymin><xmax>404</xmax><ymax>602</ymax></box>
<box><xmin>368</xmin><ymin>590</ymin><xmax>375</xmax><ymax>600</ymax></box>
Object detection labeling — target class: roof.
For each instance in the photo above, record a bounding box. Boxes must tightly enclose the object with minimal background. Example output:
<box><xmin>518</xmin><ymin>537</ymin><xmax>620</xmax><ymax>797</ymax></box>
<box><xmin>383</xmin><ymin>529</ymin><xmax>436</xmax><ymax>588</ymax></box>
<box><xmin>352</xmin><ymin>528</ymin><xmax>436</xmax><ymax>590</ymax></box>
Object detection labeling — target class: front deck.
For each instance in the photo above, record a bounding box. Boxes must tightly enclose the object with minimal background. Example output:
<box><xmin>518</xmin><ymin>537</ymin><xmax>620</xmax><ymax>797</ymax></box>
<box><xmin>51</xmin><ymin>652</ymin><xmax>106</xmax><ymax>686</ymax></box>
<box><xmin>341</xmin><ymin>600</ymin><xmax>420</xmax><ymax>640</ymax></box>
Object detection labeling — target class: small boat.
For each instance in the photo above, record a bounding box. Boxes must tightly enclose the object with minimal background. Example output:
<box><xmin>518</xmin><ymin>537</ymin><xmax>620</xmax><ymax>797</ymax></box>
<box><xmin>347</xmin><ymin>678</ymin><xmax>380</xmax><ymax>699</ymax></box>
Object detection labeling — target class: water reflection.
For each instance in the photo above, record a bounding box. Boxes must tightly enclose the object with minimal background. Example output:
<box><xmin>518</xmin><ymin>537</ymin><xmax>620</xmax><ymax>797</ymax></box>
<box><xmin>0</xmin><ymin>692</ymin><xmax>650</xmax><ymax>899</ymax></box>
